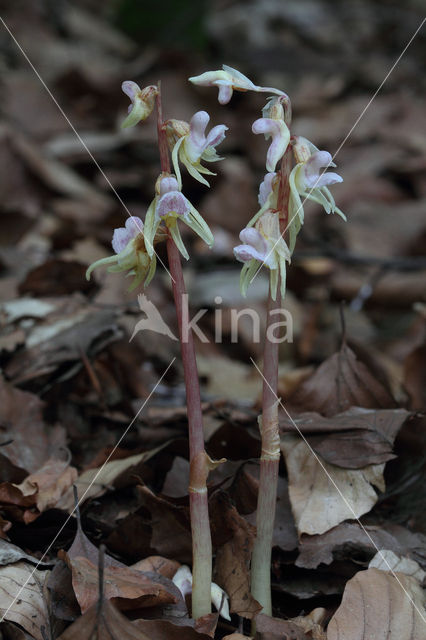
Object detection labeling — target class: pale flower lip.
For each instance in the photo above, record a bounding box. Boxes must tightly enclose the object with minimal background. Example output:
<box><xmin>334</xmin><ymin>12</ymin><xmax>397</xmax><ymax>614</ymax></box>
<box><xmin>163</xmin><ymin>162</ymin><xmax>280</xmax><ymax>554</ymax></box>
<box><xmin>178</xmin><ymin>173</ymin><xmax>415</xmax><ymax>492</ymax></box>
<box><xmin>252</xmin><ymin>118</ymin><xmax>291</xmax><ymax>172</ymax></box>
<box><xmin>111</xmin><ymin>216</ymin><xmax>143</xmax><ymax>253</ymax></box>
<box><xmin>189</xmin><ymin>64</ymin><xmax>285</xmax><ymax>105</ymax></box>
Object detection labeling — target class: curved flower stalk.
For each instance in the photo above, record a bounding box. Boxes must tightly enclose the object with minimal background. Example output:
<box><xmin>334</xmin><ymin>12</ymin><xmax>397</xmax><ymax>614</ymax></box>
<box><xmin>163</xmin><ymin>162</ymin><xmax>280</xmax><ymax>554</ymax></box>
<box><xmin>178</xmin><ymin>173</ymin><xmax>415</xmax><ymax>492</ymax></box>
<box><xmin>189</xmin><ymin>64</ymin><xmax>286</xmax><ymax>105</ymax></box>
<box><xmin>86</xmin><ymin>216</ymin><xmax>159</xmax><ymax>291</ymax></box>
<box><xmin>288</xmin><ymin>136</ymin><xmax>345</xmax><ymax>251</ymax></box>
<box><xmin>166</xmin><ymin>111</ymin><xmax>228</xmax><ymax>188</ymax></box>
<box><xmin>121</xmin><ymin>81</ymin><xmax>158</xmax><ymax>128</ymax></box>
<box><xmin>234</xmin><ymin>211</ymin><xmax>291</xmax><ymax>300</ymax></box>
<box><xmin>143</xmin><ymin>175</ymin><xmax>214</xmax><ymax>260</ymax></box>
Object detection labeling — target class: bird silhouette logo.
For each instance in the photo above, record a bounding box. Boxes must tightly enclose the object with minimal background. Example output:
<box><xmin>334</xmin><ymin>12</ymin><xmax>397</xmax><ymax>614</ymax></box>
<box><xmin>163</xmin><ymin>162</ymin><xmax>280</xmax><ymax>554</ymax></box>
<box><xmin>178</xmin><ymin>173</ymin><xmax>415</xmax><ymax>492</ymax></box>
<box><xmin>129</xmin><ymin>294</ymin><xmax>178</xmax><ymax>342</ymax></box>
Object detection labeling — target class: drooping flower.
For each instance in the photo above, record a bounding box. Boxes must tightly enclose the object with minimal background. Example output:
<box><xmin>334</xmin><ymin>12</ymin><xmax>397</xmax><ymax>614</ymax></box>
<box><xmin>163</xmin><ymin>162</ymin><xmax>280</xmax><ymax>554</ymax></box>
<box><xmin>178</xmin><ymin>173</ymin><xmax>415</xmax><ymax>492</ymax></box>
<box><xmin>86</xmin><ymin>217</ymin><xmax>159</xmax><ymax>291</ymax></box>
<box><xmin>143</xmin><ymin>175</ymin><xmax>214</xmax><ymax>260</ymax></box>
<box><xmin>189</xmin><ymin>64</ymin><xmax>285</xmax><ymax>105</ymax></box>
<box><xmin>166</xmin><ymin>111</ymin><xmax>228</xmax><ymax>188</ymax></box>
<box><xmin>234</xmin><ymin>211</ymin><xmax>291</xmax><ymax>300</ymax></box>
<box><xmin>252</xmin><ymin>118</ymin><xmax>290</xmax><ymax>173</ymax></box>
<box><xmin>288</xmin><ymin>136</ymin><xmax>345</xmax><ymax>251</ymax></box>
<box><xmin>121</xmin><ymin>81</ymin><xmax>158</xmax><ymax>128</ymax></box>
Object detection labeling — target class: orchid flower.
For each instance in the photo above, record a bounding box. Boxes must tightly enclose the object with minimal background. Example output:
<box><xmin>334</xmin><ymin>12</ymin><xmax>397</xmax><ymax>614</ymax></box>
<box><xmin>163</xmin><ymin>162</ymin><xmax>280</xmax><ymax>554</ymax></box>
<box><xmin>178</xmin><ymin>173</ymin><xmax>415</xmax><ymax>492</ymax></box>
<box><xmin>189</xmin><ymin>64</ymin><xmax>285</xmax><ymax>105</ymax></box>
<box><xmin>252</xmin><ymin>94</ymin><xmax>291</xmax><ymax>173</ymax></box>
<box><xmin>167</xmin><ymin>111</ymin><xmax>227</xmax><ymax>188</ymax></box>
<box><xmin>288</xmin><ymin>136</ymin><xmax>345</xmax><ymax>251</ymax></box>
<box><xmin>234</xmin><ymin>211</ymin><xmax>291</xmax><ymax>300</ymax></box>
<box><xmin>86</xmin><ymin>217</ymin><xmax>158</xmax><ymax>291</ymax></box>
<box><xmin>121</xmin><ymin>81</ymin><xmax>158</xmax><ymax>129</ymax></box>
<box><xmin>143</xmin><ymin>175</ymin><xmax>214</xmax><ymax>260</ymax></box>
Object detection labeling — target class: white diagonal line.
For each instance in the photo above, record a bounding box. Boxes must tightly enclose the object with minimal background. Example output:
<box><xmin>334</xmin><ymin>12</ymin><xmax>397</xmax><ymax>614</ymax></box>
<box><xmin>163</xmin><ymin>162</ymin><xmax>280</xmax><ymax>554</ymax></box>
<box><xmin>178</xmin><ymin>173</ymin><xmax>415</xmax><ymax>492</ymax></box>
<box><xmin>250</xmin><ymin>356</ymin><xmax>426</xmax><ymax>625</ymax></box>
<box><xmin>0</xmin><ymin>16</ymin><xmax>175</xmax><ymax>283</ymax></box>
<box><xmin>249</xmin><ymin>16</ymin><xmax>426</xmax><ymax>285</ymax></box>
<box><xmin>0</xmin><ymin>357</ymin><xmax>176</xmax><ymax>623</ymax></box>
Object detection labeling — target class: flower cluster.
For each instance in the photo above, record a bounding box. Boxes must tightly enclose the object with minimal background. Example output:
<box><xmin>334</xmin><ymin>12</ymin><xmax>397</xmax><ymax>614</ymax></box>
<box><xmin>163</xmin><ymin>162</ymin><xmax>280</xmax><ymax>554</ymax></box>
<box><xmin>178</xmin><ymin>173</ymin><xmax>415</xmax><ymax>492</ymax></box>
<box><xmin>191</xmin><ymin>65</ymin><xmax>345</xmax><ymax>299</ymax></box>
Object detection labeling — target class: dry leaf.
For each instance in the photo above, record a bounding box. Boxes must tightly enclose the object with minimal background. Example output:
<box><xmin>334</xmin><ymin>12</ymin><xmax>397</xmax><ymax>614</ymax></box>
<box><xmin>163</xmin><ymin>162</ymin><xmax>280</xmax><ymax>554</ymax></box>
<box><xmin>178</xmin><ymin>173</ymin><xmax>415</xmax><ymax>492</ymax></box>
<box><xmin>61</xmin><ymin>446</ymin><xmax>166</xmax><ymax>510</ymax></box>
<box><xmin>130</xmin><ymin>555</ymin><xmax>180</xmax><ymax>579</ymax></box>
<box><xmin>288</xmin><ymin>344</ymin><xmax>396</xmax><ymax>416</ymax></box>
<box><xmin>327</xmin><ymin>568</ymin><xmax>426</xmax><ymax>640</ymax></box>
<box><xmin>255</xmin><ymin>612</ymin><xmax>309</xmax><ymax>639</ymax></box>
<box><xmin>213</xmin><ymin>493</ymin><xmax>261</xmax><ymax>619</ymax></box>
<box><xmin>0</xmin><ymin>561</ymin><xmax>51</xmax><ymax>640</ymax></box>
<box><xmin>0</xmin><ymin>377</ymin><xmax>65</xmax><ymax>478</ymax></box>
<box><xmin>15</xmin><ymin>457</ymin><xmax>78</xmax><ymax>512</ymax></box>
<box><xmin>369</xmin><ymin>550</ymin><xmax>426</xmax><ymax>582</ymax></box>
<box><xmin>296</xmin><ymin>522</ymin><xmax>426</xmax><ymax>570</ymax></box>
<box><xmin>67</xmin><ymin>555</ymin><xmax>177</xmax><ymax>613</ymax></box>
<box><xmin>280</xmin><ymin>407</ymin><xmax>409</xmax><ymax>469</ymax></box>
<box><xmin>0</xmin><ymin>539</ymin><xmax>52</xmax><ymax>567</ymax></box>
<box><xmin>281</xmin><ymin>435</ymin><xmax>385</xmax><ymax>535</ymax></box>
<box><xmin>57</xmin><ymin>598</ymin><xmax>150</xmax><ymax>639</ymax></box>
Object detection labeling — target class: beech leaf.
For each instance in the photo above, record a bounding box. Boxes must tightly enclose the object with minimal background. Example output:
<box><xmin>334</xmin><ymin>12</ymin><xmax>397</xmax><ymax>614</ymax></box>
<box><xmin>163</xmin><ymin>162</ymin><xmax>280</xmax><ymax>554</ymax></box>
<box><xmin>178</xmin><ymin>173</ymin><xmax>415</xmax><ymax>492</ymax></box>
<box><xmin>327</xmin><ymin>568</ymin><xmax>426</xmax><ymax>640</ymax></box>
<box><xmin>281</xmin><ymin>434</ymin><xmax>385</xmax><ymax>535</ymax></box>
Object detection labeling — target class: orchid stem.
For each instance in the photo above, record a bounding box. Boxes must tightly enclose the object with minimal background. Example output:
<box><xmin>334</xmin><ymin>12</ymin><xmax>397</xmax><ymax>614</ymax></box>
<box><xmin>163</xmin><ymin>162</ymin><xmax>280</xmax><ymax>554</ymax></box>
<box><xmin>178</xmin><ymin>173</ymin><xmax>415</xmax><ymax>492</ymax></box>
<box><xmin>251</xmin><ymin>144</ymin><xmax>292</xmax><ymax>621</ymax></box>
<box><xmin>156</xmin><ymin>85</ymin><xmax>212</xmax><ymax>620</ymax></box>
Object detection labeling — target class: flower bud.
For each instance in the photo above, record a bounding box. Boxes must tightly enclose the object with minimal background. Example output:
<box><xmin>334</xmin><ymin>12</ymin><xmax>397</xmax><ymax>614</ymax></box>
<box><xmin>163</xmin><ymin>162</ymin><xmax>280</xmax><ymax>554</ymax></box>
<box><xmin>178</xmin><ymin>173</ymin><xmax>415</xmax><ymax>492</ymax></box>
<box><xmin>121</xmin><ymin>82</ymin><xmax>158</xmax><ymax>128</ymax></box>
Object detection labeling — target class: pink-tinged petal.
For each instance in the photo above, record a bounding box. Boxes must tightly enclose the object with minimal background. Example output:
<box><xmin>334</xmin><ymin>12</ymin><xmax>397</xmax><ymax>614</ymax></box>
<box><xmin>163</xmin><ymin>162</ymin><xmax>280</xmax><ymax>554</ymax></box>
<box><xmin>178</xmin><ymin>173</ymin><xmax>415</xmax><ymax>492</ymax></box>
<box><xmin>234</xmin><ymin>244</ymin><xmax>267</xmax><ymax>263</ymax></box>
<box><xmin>159</xmin><ymin>176</ymin><xmax>180</xmax><ymax>195</ymax></box>
<box><xmin>239</xmin><ymin>227</ymin><xmax>268</xmax><ymax>255</ymax></box>
<box><xmin>157</xmin><ymin>192</ymin><xmax>190</xmax><ymax>219</ymax></box>
<box><xmin>252</xmin><ymin>118</ymin><xmax>290</xmax><ymax>172</ymax></box>
<box><xmin>304</xmin><ymin>150</ymin><xmax>332</xmax><ymax>181</ymax></box>
<box><xmin>258</xmin><ymin>172</ymin><xmax>276</xmax><ymax>206</ymax></box>
<box><xmin>121</xmin><ymin>81</ymin><xmax>140</xmax><ymax>102</ymax></box>
<box><xmin>303</xmin><ymin>151</ymin><xmax>342</xmax><ymax>188</ymax></box>
<box><xmin>217</xmin><ymin>83</ymin><xmax>233</xmax><ymax>104</ymax></box>
<box><xmin>205</xmin><ymin>124</ymin><xmax>228</xmax><ymax>149</ymax></box>
<box><xmin>112</xmin><ymin>228</ymin><xmax>132</xmax><ymax>253</ymax></box>
<box><xmin>315</xmin><ymin>172</ymin><xmax>343</xmax><ymax>187</ymax></box>
<box><xmin>112</xmin><ymin>216</ymin><xmax>143</xmax><ymax>253</ymax></box>
<box><xmin>189</xmin><ymin>111</ymin><xmax>210</xmax><ymax>153</ymax></box>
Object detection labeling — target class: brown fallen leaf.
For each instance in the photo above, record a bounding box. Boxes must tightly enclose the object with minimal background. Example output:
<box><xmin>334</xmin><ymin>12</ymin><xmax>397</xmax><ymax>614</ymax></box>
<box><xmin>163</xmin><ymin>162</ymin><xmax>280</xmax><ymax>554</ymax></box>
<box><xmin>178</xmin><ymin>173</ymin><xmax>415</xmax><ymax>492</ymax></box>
<box><xmin>133</xmin><ymin>618</ymin><xmax>216</xmax><ymax>640</ymax></box>
<box><xmin>66</xmin><ymin>555</ymin><xmax>177</xmax><ymax>614</ymax></box>
<box><xmin>57</xmin><ymin>597</ymin><xmax>150</xmax><ymax>640</ymax></box>
<box><xmin>255</xmin><ymin>612</ymin><xmax>309</xmax><ymax>639</ymax></box>
<box><xmin>130</xmin><ymin>555</ymin><xmax>180</xmax><ymax>579</ymax></box>
<box><xmin>280</xmin><ymin>407</ymin><xmax>410</xmax><ymax>468</ymax></box>
<box><xmin>15</xmin><ymin>456</ymin><xmax>78</xmax><ymax>512</ymax></box>
<box><xmin>327</xmin><ymin>568</ymin><xmax>426</xmax><ymax>640</ymax></box>
<box><xmin>281</xmin><ymin>434</ymin><xmax>385</xmax><ymax>535</ymax></box>
<box><xmin>0</xmin><ymin>376</ymin><xmax>66</xmax><ymax>478</ymax></box>
<box><xmin>296</xmin><ymin>522</ymin><xmax>426</xmax><ymax>570</ymax></box>
<box><xmin>0</xmin><ymin>561</ymin><xmax>51</xmax><ymax>640</ymax></box>
<box><xmin>288</xmin><ymin>344</ymin><xmax>396</xmax><ymax>417</ymax></box>
<box><xmin>213</xmin><ymin>492</ymin><xmax>261</xmax><ymax>620</ymax></box>
<box><xmin>0</xmin><ymin>482</ymin><xmax>39</xmax><ymax>524</ymax></box>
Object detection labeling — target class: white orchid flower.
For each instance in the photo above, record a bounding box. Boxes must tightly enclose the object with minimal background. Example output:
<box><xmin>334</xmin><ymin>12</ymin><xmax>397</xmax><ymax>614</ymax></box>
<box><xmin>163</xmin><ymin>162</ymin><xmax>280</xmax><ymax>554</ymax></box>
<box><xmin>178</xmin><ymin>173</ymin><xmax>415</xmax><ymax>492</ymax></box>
<box><xmin>167</xmin><ymin>111</ymin><xmax>228</xmax><ymax>188</ymax></box>
<box><xmin>234</xmin><ymin>211</ymin><xmax>291</xmax><ymax>300</ymax></box>
<box><xmin>121</xmin><ymin>81</ymin><xmax>158</xmax><ymax>128</ymax></box>
<box><xmin>288</xmin><ymin>136</ymin><xmax>345</xmax><ymax>251</ymax></box>
<box><xmin>143</xmin><ymin>175</ymin><xmax>214</xmax><ymax>260</ymax></box>
<box><xmin>86</xmin><ymin>216</ymin><xmax>157</xmax><ymax>291</ymax></box>
<box><xmin>189</xmin><ymin>64</ymin><xmax>285</xmax><ymax>105</ymax></box>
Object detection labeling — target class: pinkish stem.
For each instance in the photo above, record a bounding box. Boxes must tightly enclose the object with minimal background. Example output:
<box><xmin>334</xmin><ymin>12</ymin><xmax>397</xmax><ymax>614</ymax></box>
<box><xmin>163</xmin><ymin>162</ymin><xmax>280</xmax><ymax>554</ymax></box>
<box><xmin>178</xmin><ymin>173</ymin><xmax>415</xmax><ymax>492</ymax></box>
<box><xmin>156</xmin><ymin>86</ymin><xmax>212</xmax><ymax>619</ymax></box>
